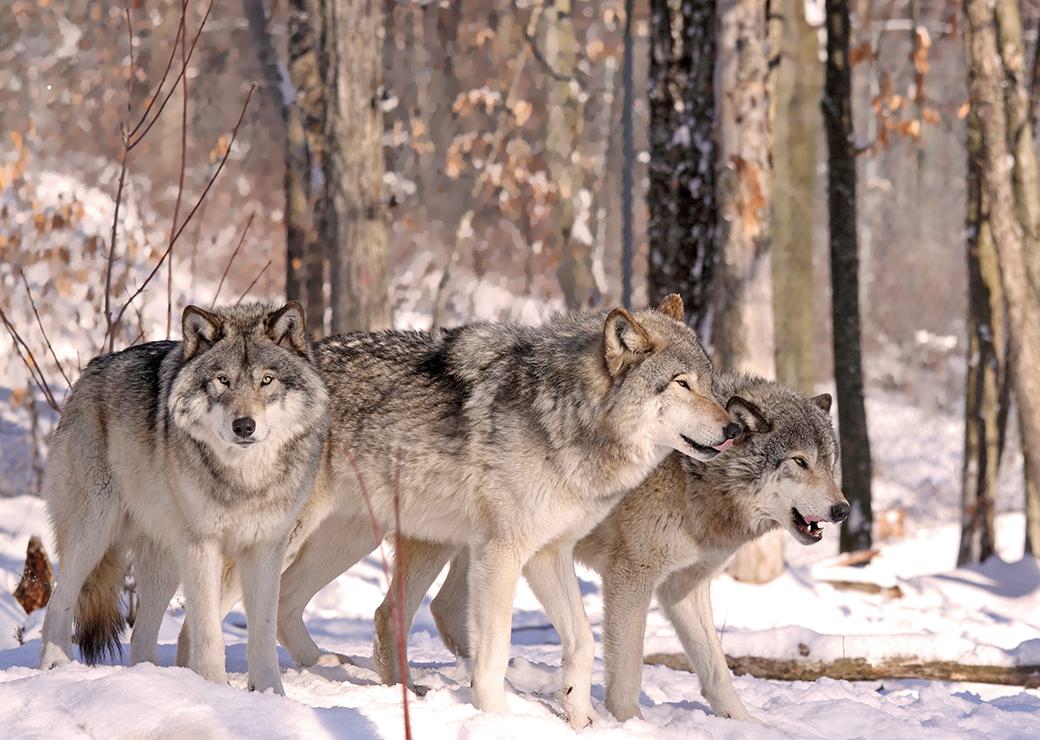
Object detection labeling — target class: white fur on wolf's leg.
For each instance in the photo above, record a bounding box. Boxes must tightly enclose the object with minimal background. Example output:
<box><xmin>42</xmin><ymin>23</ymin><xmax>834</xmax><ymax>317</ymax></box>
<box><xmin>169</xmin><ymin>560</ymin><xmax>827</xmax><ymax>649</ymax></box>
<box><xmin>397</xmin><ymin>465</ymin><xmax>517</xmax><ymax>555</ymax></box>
<box><xmin>374</xmin><ymin>539</ymin><xmax>455</xmax><ymax>686</ymax></box>
<box><xmin>239</xmin><ymin>540</ymin><xmax>287</xmax><ymax>694</ymax></box>
<box><xmin>657</xmin><ymin>569</ymin><xmax>753</xmax><ymax>721</ymax></box>
<box><xmin>180</xmin><ymin>538</ymin><xmax>228</xmax><ymax>684</ymax></box>
<box><xmin>601</xmin><ymin>572</ymin><xmax>655</xmax><ymax>722</ymax></box>
<box><xmin>467</xmin><ymin>542</ymin><xmax>523</xmax><ymax>714</ymax></box>
<box><xmin>523</xmin><ymin>546</ymin><xmax>597</xmax><ymax>728</ymax></box>
<box><xmin>131</xmin><ymin>541</ymin><xmax>179</xmax><ymax>665</ymax></box>
<box><xmin>277</xmin><ymin>515</ymin><xmax>376</xmax><ymax>667</ymax></box>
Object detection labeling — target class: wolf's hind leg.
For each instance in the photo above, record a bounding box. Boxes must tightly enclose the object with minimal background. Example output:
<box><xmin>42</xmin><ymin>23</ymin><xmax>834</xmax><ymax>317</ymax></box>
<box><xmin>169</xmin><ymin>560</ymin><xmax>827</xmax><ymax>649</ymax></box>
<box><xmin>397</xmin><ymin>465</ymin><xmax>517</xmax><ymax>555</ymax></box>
<box><xmin>373</xmin><ymin>539</ymin><xmax>455</xmax><ymax>686</ymax></box>
<box><xmin>656</xmin><ymin>567</ymin><xmax>752</xmax><ymax>721</ymax></box>
<box><xmin>523</xmin><ymin>545</ymin><xmax>597</xmax><ymax>728</ymax></box>
<box><xmin>467</xmin><ymin>541</ymin><xmax>524</xmax><ymax>715</ymax></box>
<box><xmin>430</xmin><ymin>548</ymin><xmax>471</xmax><ymax>659</ymax></box>
<box><xmin>277</xmin><ymin>515</ymin><xmax>377</xmax><ymax>667</ymax></box>
<box><xmin>40</xmin><ymin>487</ymin><xmax>122</xmax><ymax>670</ymax></box>
<box><xmin>600</xmin><ymin>568</ymin><xmax>654</xmax><ymax>721</ymax></box>
<box><xmin>131</xmin><ymin>539</ymin><xmax>179</xmax><ymax>665</ymax></box>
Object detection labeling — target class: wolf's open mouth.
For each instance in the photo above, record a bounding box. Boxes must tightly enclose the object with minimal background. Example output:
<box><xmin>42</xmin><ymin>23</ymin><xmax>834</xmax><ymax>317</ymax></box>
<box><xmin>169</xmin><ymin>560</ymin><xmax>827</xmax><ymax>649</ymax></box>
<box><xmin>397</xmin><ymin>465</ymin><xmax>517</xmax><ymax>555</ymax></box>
<box><xmin>681</xmin><ymin>434</ymin><xmax>721</xmax><ymax>458</ymax></box>
<box><xmin>791</xmin><ymin>508</ymin><xmax>824</xmax><ymax>541</ymax></box>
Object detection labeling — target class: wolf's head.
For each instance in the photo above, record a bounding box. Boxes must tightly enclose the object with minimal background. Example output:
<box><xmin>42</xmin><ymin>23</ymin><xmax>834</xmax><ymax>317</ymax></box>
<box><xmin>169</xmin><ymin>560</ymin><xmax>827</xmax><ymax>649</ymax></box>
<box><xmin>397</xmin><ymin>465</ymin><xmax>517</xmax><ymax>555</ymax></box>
<box><xmin>721</xmin><ymin>381</ymin><xmax>848</xmax><ymax>545</ymax></box>
<box><xmin>602</xmin><ymin>295</ymin><xmax>737</xmax><ymax>462</ymax></box>
<box><xmin>168</xmin><ymin>301</ymin><xmax>328</xmax><ymax>461</ymax></box>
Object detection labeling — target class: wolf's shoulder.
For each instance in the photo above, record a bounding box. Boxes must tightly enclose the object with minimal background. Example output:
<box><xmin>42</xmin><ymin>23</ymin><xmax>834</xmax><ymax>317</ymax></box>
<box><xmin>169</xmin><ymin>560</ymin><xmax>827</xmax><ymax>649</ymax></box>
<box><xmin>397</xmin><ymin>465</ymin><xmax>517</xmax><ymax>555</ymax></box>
<box><xmin>80</xmin><ymin>340</ymin><xmax>179</xmax><ymax>378</ymax></box>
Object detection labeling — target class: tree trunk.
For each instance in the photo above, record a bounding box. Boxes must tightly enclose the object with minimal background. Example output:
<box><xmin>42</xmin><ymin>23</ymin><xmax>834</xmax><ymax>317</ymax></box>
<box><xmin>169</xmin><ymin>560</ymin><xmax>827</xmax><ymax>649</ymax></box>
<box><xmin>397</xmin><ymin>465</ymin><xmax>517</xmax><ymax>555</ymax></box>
<box><xmin>647</xmin><ymin>0</ymin><xmax>718</xmax><ymax>336</ymax></box>
<box><xmin>964</xmin><ymin>0</ymin><xmax>1040</xmax><ymax>560</ymax></box>
<box><xmin>772</xmin><ymin>0</ymin><xmax>821</xmax><ymax>396</ymax></box>
<box><xmin>540</xmin><ymin>0</ymin><xmax>597</xmax><ymax>311</ymax></box>
<box><xmin>959</xmin><ymin>105</ymin><xmax>1007</xmax><ymax>566</ymax></box>
<box><xmin>715</xmin><ymin>0</ymin><xmax>782</xmax><ymax>583</ymax></box>
<box><xmin>323</xmin><ymin>0</ymin><xmax>391</xmax><ymax>332</ymax></box>
<box><xmin>824</xmin><ymin>0</ymin><xmax>873</xmax><ymax>553</ymax></box>
<box><xmin>992</xmin><ymin>0</ymin><xmax>1040</xmax><ymax>556</ymax></box>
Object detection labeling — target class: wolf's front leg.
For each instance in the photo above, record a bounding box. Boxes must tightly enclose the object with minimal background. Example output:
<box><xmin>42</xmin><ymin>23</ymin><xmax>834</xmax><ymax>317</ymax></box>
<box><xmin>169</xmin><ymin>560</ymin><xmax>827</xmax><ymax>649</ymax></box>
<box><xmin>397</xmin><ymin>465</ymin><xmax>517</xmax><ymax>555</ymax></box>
<box><xmin>656</xmin><ymin>568</ymin><xmax>752</xmax><ymax>721</ymax></box>
<box><xmin>523</xmin><ymin>545</ymin><xmax>597</xmax><ymax>728</ymax></box>
<box><xmin>467</xmin><ymin>541</ymin><xmax>523</xmax><ymax>714</ymax></box>
<box><xmin>240</xmin><ymin>539</ymin><xmax>287</xmax><ymax>694</ymax></box>
<box><xmin>180</xmin><ymin>538</ymin><xmax>227</xmax><ymax>684</ymax></box>
<box><xmin>600</xmin><ymin>568</ymin><xmax>655</xmax><ymax>721</ymax></box>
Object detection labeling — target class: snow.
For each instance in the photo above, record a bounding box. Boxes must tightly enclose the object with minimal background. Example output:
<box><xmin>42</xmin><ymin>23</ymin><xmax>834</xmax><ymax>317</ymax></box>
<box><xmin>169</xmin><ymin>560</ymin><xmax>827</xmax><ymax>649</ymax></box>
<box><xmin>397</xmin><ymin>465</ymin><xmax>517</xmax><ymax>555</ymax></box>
<box><xmin>1</xmin><ymin>481</ymin><xmax>1039</xmax><ymax>737</ymax></box>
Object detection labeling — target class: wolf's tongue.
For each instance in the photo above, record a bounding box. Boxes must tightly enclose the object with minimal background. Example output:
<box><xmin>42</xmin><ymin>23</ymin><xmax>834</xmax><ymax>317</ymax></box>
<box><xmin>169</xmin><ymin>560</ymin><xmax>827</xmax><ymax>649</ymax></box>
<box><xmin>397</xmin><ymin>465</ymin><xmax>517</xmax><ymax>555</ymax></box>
<box><xmin>713</xmin><ymin>438</ymin><xmax>734</xmax><ymax>453</ymax></box>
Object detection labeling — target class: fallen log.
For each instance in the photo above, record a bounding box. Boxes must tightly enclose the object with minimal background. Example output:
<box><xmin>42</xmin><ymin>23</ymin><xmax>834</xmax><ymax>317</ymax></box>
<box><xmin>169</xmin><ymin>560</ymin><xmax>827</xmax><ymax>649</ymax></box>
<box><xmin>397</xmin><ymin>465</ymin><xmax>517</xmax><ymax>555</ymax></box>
<box><xmin>645</xmin><ymin>652</ymin><xmax>1040</xmax><ymax>689</ymax></box>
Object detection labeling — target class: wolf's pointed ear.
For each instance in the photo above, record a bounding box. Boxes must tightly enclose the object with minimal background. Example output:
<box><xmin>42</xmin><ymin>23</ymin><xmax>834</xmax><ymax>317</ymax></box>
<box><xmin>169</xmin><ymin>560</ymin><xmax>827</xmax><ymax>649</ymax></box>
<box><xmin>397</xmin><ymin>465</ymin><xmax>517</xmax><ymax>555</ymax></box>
<box><xmin>266</xmin><ymin>301</ymin><xmax>309</xmax><ymax>357</ymax></box>
<box><xmin>810</xmin><ymin>393</ymin><xmax>832</xmax><ymax>414</ymax></box>
<box><xmin>658</xmin><ymin>293</ymin><xmax>685</xmax><ymax>323</ymax></box>
<box><xmin>182</xmin><ymin>305</ymin><xmax>223</xmax><ymax>360</ymax></box>
<box><xmin>726</xmin><ymin>396</ymin><xmax>772</xmax><ymax>434</ymax></box>
<box><xmin>603</xmin><ymin>307</ymin><xmax>655</xmax><ymax>377</ymax></box>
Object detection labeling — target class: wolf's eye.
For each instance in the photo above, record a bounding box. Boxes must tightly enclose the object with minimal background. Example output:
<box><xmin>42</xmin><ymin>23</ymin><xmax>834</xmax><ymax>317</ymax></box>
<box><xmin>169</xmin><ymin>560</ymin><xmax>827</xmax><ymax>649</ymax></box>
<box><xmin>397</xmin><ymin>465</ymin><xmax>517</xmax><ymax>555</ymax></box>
<box><xmin>675</xmin><ymin>379</ymin><xmax>690</xmax><ymax>390</ymax></box>
<box><xmin>792</xmin><ymin>456</ymin><xmax>808</xmax><ymax>469</ymax></box>
<box><xmin>217</xmin><ymin>375</ymin><xmax>230</xmax><ymax>386</ymax></box>
<box><xmin>261</xmin><ymin>374</ymin><xmax>274</xmax><ymax>386</ymax></box>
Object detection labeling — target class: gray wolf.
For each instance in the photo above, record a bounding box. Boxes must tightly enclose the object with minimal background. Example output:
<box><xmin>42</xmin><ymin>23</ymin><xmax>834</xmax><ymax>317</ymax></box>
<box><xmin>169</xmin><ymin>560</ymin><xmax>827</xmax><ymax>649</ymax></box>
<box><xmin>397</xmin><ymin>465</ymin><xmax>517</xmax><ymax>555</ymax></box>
<box><xmin>378</xmin><ymin>375</ymin><xmax>846</xmax><ymax>722</ymax></box>
<box><xmin>187</xmin><ymin>295</ymin><xmax>736</xmax><ymax>727</ymax></box>
<box><xmin>39</xmin><ymin>301</ymin><xmax>328</xmax><ymax>695</ymax></box>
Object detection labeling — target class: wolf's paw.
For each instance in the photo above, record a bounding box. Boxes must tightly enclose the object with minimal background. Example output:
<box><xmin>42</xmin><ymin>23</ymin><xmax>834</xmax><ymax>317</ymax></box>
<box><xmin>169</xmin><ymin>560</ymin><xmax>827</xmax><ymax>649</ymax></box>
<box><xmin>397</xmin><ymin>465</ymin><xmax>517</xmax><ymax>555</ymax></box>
<box><xmin>561</xmin><ymin>690</ymin><xmax>597</xmax><ymax>729</ymax></box>
<box><xmin>247</xmin><ymin>673</ymin><xmax>286</xmax><ymax>696</ymax></box>
<box><xmin>716</xmin><ymin>703</ymin><xmax>755</xmax><ymax>722</ymax></box>
<box><xmin>409</xmin><ymin>682</ymin><xmax>432</xmax><ymax>698</ymax></box>
<box><xmin>606</xmin><ymin>702</ymin><xmax>643</xmax><ymax>722</ymax></box>
<box><xmin>315</xmin><ymin>651</ymin><xmax>354</xmax><ymax>667</ymax></box>
<box><xmin>39</xmin><ymin>643</ymin><xmax>72</xmax><ymax>671</ymax></box>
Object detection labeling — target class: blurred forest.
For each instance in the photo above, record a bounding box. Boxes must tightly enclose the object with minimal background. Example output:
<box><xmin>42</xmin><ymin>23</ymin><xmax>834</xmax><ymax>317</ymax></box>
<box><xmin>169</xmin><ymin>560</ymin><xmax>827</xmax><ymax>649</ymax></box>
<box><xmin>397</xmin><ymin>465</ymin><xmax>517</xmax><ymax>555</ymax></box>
<box><xmin>2</xmin><ymin>0</ymin><xmax>1039</xmax><ymax>578</ymax></box>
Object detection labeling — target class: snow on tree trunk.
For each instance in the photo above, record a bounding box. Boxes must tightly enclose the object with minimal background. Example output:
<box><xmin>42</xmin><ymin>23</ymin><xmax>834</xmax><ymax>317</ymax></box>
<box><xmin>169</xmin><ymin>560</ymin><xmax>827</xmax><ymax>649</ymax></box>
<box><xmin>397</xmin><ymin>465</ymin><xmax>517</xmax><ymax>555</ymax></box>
<box><xmin>772</xmin><ymin>0</ymin><xmax>821</xmax><ymax>396</ymax></box>
<box><xmin>323</xmin><ymin>0</ymin><xmax>390</xmax><ymax>332</ymax></box>
<box><xmin>824</xmin><ymin>0</ymin><xmax>873</xmax><ymax>554</ymax></box>
<box><xmin>647</xmin><ymin>0</ymin><xmax>718</xmax><ymax>336</ymax></box>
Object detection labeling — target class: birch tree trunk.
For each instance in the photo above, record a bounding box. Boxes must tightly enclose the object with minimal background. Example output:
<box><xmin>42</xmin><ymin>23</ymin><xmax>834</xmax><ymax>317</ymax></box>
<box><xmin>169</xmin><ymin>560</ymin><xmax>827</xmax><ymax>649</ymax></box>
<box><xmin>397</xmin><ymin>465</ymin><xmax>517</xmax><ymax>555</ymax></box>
<box><xmin>825</xmin><ymin>0</ymin><xmax>873</xmax><ymax>553</ymax></box>
<box><xmin>323</xmin><ymin>0</ymin><xmax>390</xmax><ymax>332</ymax></box>
<box><xmin>647</xmin><ymin>0</ymin><xmax>718</xmax><ymax>336</ymax></box>
<box><xmin>772</xmin><ymin>0</ymin><xmax>821</xmax><ymax>396</ymax></box>
<box><xmin>960</xmin><ymin>105</ymin><xmax>1007</xmax><ymax>565</ymax></box>
<box><xmin>716</xmin><ymin>0</ymin><xmax>782</xmax><ymax>584</ymax></box>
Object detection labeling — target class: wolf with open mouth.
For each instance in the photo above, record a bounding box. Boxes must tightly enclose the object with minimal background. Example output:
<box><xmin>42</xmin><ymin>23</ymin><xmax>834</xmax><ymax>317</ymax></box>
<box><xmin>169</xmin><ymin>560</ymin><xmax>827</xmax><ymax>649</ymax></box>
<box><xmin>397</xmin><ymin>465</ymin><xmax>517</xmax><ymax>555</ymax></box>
<box><xmin>376</xmin><ymin>373</ymin><xmax>846</xmax><ymax>723</ymax></box>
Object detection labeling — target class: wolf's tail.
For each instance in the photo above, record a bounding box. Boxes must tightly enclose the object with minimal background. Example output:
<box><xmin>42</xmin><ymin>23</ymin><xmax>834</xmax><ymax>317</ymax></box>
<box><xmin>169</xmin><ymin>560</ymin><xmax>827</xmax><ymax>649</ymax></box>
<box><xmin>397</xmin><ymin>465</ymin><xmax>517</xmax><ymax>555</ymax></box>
<box><xmin>73</xmin><ymin>548</ymin><xmax>127</xmax><ymax>664</ymax></box>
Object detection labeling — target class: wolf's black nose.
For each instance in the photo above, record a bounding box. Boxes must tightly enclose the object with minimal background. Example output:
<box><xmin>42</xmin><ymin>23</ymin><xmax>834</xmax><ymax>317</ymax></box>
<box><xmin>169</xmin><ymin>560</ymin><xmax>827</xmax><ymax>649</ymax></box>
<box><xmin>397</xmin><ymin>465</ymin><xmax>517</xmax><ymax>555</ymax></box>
<box><xmin>232</xmin><ymin>416</ymin><xmax>256</xmax><ymax>438</ymax></box>
<box><xmin>830</xmin><ymin>502</ymin><xmax>850</xmax><ymax>523</ymax></box>
<box><xmin>723</xmin><ymin>422</ymin><xmax>742</xmax><ymax>440</ymax></box>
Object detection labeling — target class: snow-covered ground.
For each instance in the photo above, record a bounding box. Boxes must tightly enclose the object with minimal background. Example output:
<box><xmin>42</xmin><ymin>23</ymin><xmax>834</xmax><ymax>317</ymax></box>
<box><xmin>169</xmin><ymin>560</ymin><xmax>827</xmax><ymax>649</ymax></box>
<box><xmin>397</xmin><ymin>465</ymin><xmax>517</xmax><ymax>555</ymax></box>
<box><xmin>1</xmin><ymin>389</ymin><xmax>1039</xmax><ymax>737</ymax></box>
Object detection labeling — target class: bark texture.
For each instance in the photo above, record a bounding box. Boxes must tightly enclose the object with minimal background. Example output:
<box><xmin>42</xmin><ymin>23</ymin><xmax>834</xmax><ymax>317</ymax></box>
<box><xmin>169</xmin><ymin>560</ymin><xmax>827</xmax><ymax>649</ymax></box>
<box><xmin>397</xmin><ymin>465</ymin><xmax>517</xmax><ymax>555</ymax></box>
<box><xmin>964</xmin><ymin>0</ymin><xmax>1040</xmax><ymax>559</ymax></box>
<box><xmin>323</xmin><ymin>0</ymin><xmax>391</xmax><ymax>332</ymax></box>
<box><xmin>824</xmin><ymin>0</ymin><xmax>873</xmax><ymax>553</ymax></box>
<box><xmin>960</xmin><ymin>104</ymin><xmax>1007</xmax><ymax>566</ymax></box>
<box><xmin>772</xmin><ymin>0</ymin><xmax>821</xmax><ymax>396</ymax></box>
<box><xmin>647</xmin><ymin>0</ymin><xmax>718</xmax><ymax>336</ymax></box>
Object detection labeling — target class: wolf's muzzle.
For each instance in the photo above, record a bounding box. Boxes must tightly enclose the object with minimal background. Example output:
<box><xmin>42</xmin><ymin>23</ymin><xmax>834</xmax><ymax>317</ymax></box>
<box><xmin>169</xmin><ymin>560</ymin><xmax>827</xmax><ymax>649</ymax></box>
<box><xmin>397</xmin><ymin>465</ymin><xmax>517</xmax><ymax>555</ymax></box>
<box><xmin>829</xmin><ymin>502</ymin><xmax>850</xmax><ymax>523</ymax></box>
<box><xmin>232</xmin><ymin>416</ymin><xmax>256</xmax><ymax>439</ymax></box>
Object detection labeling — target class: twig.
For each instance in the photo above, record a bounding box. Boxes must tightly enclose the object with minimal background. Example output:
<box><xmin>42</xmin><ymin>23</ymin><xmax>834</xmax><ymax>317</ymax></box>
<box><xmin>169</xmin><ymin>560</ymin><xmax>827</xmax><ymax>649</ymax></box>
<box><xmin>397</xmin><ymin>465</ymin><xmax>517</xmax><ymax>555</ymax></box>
<box><xmin>167</xmin><ymin>0</ymin><xmax>191</xmax><ymax>339</ymax></box>
<box><xmin>124</xmin><ymin>1</ymin><xmax>134</xmax><ymax>115</ymax></box>
<box><xmin>105</xmin><ymin>84</ymin><xmax>255</xmax><ymax>347</ymax></box>
<box><xmin>235</xmin><ymin>259</ymin><xmax>272</xmax><ymax>305</ymax></box>
<box><xmin>125</xmin><ymin>15</ymin><xmax>186</xmax><ymax>140</ymax></box>
<box><xmin>344</xmin><ymin>449</ymin><xmax>411</xmax><ymax>740</ymax></box>
<box><xmin>127</xmin><ymin>0</ymin><xmax>215</xmax><ymax>152</ymax></box>
<box><xmin>20</xmin><ymin>272</ymin><xmax>72</xmax><ymax>389</ymax></box>
<box><xmin>211</xmin><ymin>212</ymin><xmax>255</xmax><ymax>307</ymax></box>
<box><xmin>0</xmin><ymin>306</ymin><xmax>60</xmax><ymax>412</ymax></box>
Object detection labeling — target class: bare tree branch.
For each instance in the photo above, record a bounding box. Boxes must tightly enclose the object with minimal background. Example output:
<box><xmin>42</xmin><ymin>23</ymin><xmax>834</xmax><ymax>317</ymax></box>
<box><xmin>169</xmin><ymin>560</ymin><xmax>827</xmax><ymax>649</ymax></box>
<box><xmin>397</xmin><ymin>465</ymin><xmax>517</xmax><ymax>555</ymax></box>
<box><xmin>0</xmin><ymin>306</ymin><xmax>60</xmax><ymax>412</ymax></box>
<box><xmin>235</xmin><ymin>258</ymin><xmax>272</xmax><ymax>305</ymax></box>
<box><xmin>20</xmin><ymin>272</ymin><xmax>72</xmax><ymax>389</ymax></box>
<box><xmin>211</xmin><ymin>212</ymin><xmax>255</xmax><ymax>308</ymax></box>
